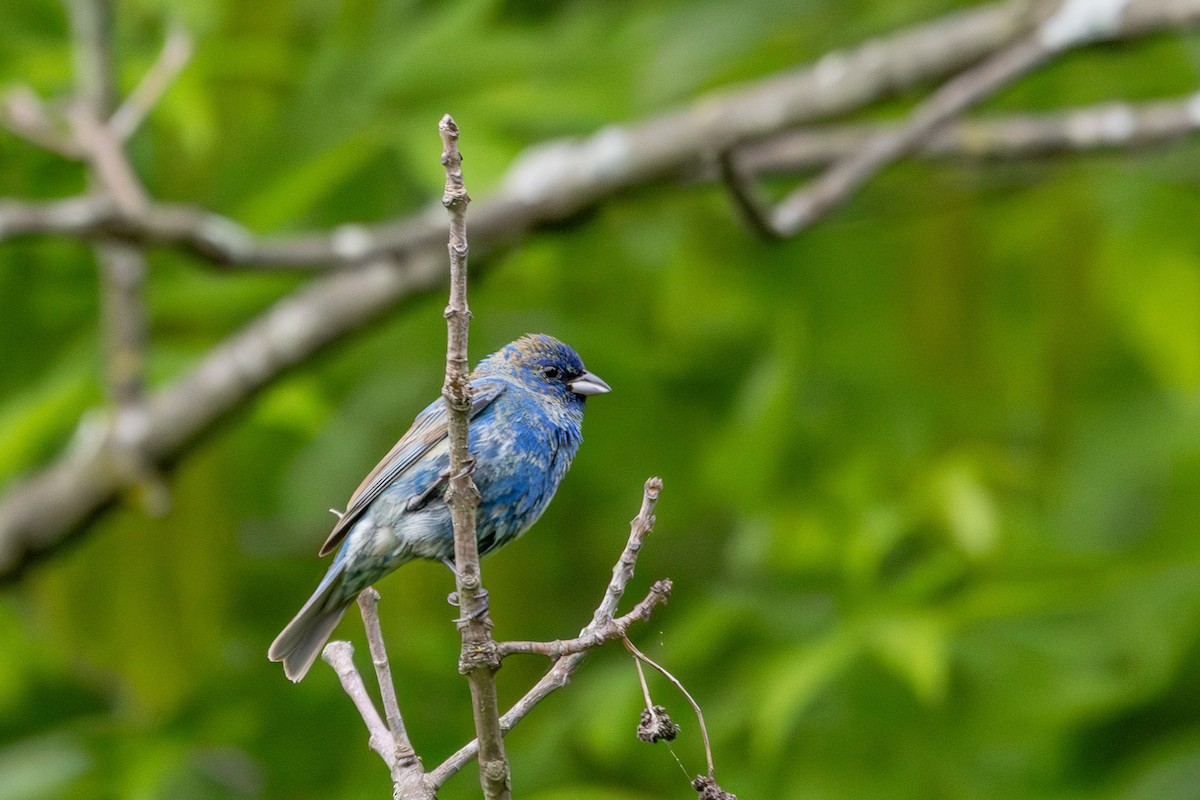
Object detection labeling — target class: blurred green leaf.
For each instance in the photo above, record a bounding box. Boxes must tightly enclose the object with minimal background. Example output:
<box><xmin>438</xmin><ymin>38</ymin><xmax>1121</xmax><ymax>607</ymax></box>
<box><xmin>0</xmin><ymin>735</ymin><xmax>89</xmax><ymax>800</ymax></box>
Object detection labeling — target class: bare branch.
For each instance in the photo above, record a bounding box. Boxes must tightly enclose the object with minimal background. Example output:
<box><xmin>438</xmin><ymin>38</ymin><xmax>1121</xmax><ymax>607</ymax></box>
<box><xmin>328</xmin><ymin>593</ymin><xmax>437</xmax><ymax>799</ymax></box>
<box><xmin>428</xmin><ymin>478</ymin><xmax>665</xmax><ymax>788</ymax></box>
<box><xmin>498</xmin><ymin>579</ymin><xmax>671</xmax><ymax>659</ymax></box>
<box><xmin>0</xmin><ymin>87</ymin><xmax>81</xmax><ymax>156</ymax></box>
<box><xmin>321</xmin><ymin>641</ymin><xmax>396</xmax><ymax>770</ymax></box>
<box><xmin>438</xmin><ymin>115</ymin><xmax>510</xmax><ymax>800</ymax></box>
<box><xmin>592</xmin><ymin>476</ymin><xmax>664</xmax><ymax>624</ymax></box>
<box><xmin>716</xmin><ymin>149</ymin><xmax>785</xmax><ymax>241</ymax></box>
<box><xmin>358</xmin><ymin>588</ymin><xmax>419</xmax><ymax>767</ymax></box>
<box><xmin>728</xmin><ymin>92</ymin><xmax>1200</xmax><ymax>175</ymax></box>
<box><xmin>729</xmin><ymin>0</ymin><xmax>1200</xmax><ymax>237</ymax></box>
<box><xmin>67</xmin><ymin>0</ymin><xmax>116</xmax><ymax>119</ymax></box>
<box><xmin>0</xmin><ymin>1</ymin><xmax>1075</xmax><ymax>267</ymax></box>
<box><xmin>763</xmin><ymin>24</ymin><xmax>1052</xmax><ymax>235</ymax></box>
<box><xmin>1</xmin><ymin>2</ymin><xmax>1196</xmax><ymax>269</ymax></box>
<box><xmin>0</xmin><ymin>196</ymin><xmax>273</xmax><ymax>266</ymax></box>
<box><xmin>109</xmin><ymin>24</ymin><xmax>193</xmax><ymax>141</ymax></box>
<box><xmin>67</xmin><ymin>105</ymin><xmax>148</xmax><ymax>212</ymax></box>
<box><xmin>61</xmin><ymin>0</ymin><xmax>168</xmax><ymax>518</ymax></box>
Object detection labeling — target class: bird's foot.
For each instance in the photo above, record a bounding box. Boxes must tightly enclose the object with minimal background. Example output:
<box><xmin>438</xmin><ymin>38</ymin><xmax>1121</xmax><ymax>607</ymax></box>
<box><xmin>447</xmin><ymin>588</ymin><xmax>490</xmax><ymax>622</ymax></box>
<box><xmin>450</xmin><ymin>457</ymin><xmax>476</xmax><ymax>480</ymax></box>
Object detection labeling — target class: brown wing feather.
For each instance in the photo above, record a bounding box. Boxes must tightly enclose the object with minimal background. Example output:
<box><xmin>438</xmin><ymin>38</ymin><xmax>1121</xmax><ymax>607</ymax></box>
<box><xmin>317</xmin><ymin>383</ymin><xmax>505</xmax><ymax>556</ymax></box>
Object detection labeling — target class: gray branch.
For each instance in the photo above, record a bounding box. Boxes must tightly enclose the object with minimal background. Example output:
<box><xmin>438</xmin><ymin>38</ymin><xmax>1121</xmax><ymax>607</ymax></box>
<box><xmin>64</xmin><ymin>0</ymin><xmax>169</xmax><ymax>517</ymax></box>
<box><xmin>321</xmin><ymin>641</ymin><xmax>397</xmax><ymax>770</ymax></box>
<box><xmin>497</xmin><ymin>579</ymin><xmax>671</xmax><ymax>659</ymax></box>
<box><xmin>7</xmin><ymin>92</ymin><xmax>1200</xmax><ymax>260</ymax></box>
<box><xmin>733</xmin><ymin>0</ymin><xmax>1181</xmax><ymax>237</ymax></box>
<box><xmin>109</xmin><ymin>23</ymin><xmax>193</xmax><ymax>141</ymax></box>
<box><xmin>437</xmin><ymin>116</ymin><xmax>511</xmax><ymax>800</ymax></box>
<box><xmin>764</xmin><ymin>31</ymin><xmax>1055</xmax><ymax>235</ymax></box>
<box><xmin>724</xmin><ymin>92</ymin><xmax>1200</xmax><ymax>176</ymax></box>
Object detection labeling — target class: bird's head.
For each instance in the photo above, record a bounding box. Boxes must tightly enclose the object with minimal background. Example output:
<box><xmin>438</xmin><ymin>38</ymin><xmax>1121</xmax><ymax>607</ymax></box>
<box><xmin>478</xmin><ymin>334</ymin><xmax>611</xmax><ymax>407</ymax></box>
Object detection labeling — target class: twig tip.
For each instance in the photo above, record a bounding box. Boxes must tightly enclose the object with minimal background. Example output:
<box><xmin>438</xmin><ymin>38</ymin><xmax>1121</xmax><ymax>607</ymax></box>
<box><xmin>322</xmin><ymin>639</ymin><xmax>353</xmax><ymax>663</ymax></box>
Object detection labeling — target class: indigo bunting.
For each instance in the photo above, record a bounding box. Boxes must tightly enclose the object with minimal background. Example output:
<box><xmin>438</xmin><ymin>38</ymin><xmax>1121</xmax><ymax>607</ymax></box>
<box><xmin>269</xmin><ymin>334</ymin><xmax>610</xmax><ymax>681</ymax></box>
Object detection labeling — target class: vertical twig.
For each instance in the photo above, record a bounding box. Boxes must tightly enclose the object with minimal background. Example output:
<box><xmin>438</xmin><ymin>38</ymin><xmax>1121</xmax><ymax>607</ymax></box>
<box><xmin>67</xmin><ymin>0</ymin><xmax>116</xmax><ymax>117</ymax></box>
<box><xmin>325</xmin><ymin>596</ymin><xmax>433</xmax><ymax>798</ymax></box>
<box><xmin>358</xmin><ymin>588</ymin><xmax>418</xmax><ymax>767</ymax></box>
<box><xmin>66</xmin><ymin>0</ymin><xmax>166</xmax><ymax>514</ymax></box>
<box><xmin>440</xmin><ymin>114</ymin><xmax>511</xmax><ymax>800</ymax></box>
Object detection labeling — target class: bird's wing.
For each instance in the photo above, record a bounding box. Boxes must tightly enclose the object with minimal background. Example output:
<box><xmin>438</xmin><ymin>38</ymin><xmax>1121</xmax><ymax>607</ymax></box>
<box><xmin>317</xmin><ymin>382</ymin><xmax>506</xmax><ymax>556</ymax></box>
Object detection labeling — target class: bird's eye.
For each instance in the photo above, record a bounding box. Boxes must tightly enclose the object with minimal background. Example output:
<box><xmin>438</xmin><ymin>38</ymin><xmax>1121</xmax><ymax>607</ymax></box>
<box><xmin>542</xmin><ymin>366</ymin><xmax>562</xmax><ymax>380</ymax></box>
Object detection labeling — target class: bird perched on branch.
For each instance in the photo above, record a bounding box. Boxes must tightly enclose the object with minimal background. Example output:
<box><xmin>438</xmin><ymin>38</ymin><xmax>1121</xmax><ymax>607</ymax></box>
<box><xmin>269</xmin><ymin>334</ymin><xmax>611</xmax><ymax>682</ymax></box>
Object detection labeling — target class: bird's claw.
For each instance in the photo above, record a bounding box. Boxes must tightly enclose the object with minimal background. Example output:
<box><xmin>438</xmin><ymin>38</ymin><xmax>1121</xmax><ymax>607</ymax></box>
<box><xmin>450</xmin><ymin>458</ymin><xmax>475</xmax><ymax>481</ymax></box>
<box><xmin>447</xmin><ymin>588</ymin><xmax>490</xmax><ymax>622</ymax></box>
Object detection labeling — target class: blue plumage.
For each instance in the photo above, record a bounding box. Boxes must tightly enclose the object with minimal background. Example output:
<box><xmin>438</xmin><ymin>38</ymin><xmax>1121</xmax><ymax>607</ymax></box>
<box><xmin>268</xmin><ymin>334</ymin><xmax>610</xmax><ymax>681</ymax></box>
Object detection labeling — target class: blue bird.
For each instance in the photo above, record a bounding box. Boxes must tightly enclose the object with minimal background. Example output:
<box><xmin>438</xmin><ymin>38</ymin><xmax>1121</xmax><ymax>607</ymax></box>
<box><xmin>269</xmin><ymin>334</ymin><xmax>610</xmax><ymax>681</ymax></box>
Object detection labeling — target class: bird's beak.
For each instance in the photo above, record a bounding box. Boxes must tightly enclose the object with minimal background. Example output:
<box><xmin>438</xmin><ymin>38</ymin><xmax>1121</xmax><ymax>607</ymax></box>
<box><xmin>569</xmin><ymin>371</ymin><xmax>611</xmax><ymax>396</ymax></box>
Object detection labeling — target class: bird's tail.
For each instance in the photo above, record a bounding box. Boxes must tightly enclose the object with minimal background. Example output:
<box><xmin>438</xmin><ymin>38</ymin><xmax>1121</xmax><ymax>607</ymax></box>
<box><xmin>268</xmin><ymin>565</ymin><xmax>352</xmax><ymax>682</ymax></box>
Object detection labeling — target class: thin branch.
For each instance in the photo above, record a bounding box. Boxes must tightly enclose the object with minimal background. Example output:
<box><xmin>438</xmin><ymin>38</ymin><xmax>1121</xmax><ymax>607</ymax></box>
<box><xmin>67</xmin><ymin>0</ymin><xmax>116</xmax><ymax>119</ymax></box>
<box><xmin>727</xmin><ymin>92</ymin><xmax>1200</xmax><ymax>175</ymax></box>
<box><xmin>63</xmin><ymin>0</ymin><xmax>167</xmax><ymax>518</ymax></box>
<box><xmin>716</xmin><ymin>149</ymin><xmax>785</xmax><ymax>241</ymax></box>
<box><xmin>321</xmin><ymin>641</ymin><xmax>397</xmax><ymax>770</ymax></box>
<box><xmin>358</xmin><ymin>588</ymin><xmax>418</xmax><ymax>767</ymax></box>
<box><xmin>0</xmin><ymin>87</ymin><xmax>81</xmax><ymax>156</ymax></box>
<box><xmin>732</xmin><ymin>0</ymin><xmax>1190</xmax><ymax>236</ymax></box>
<box><xmin>67</xmin><ymin>105</ymin><xmax>148</xmax><ymax>212</ymax></box>
<box><xmin>438</xmin><ymin>115</ymin><xmax>510</xmax><ymax>800</ymax></box>
<box><xmin>0</xmin><ymin>196</ymin><xmax>268</xmax><ymax>265</ymax></box>
<box><xmin>109</xmin><ymin>24</ymin><xmax>193</xmax><ymax>141</ymax></box>
<box><xmin>763</xmin><ymin>26</ymin><xmax>1054</xmax><ymax>235</ymax></box>
<box><xmin>0</xmin><ymin>0</ymin><xmax>1072</xmax><ymax>269</ymax></box>
<box><xmin>591</xmin><ymin>476</ymin><xmax>663</xmax><ymax>624</ymax></box>
<box><xmin>428</xmin><ymin>478</ymin><xmax>665</xmax><ymax>788</ymax></box>
<box><xmin>632</xmin><ymin>656</ymin><xmax>655</xmax><ymax>713</ymax></box>
<box><xmin>497</xmin><ymin>579</ymin><xmax>671</xmax><ymax>659</ymax></box>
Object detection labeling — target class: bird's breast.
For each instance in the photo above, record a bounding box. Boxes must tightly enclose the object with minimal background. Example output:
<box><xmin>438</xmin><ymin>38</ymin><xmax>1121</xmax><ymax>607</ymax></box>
<box><xmin>468</xmin><ymin>400</ymin><xmax>581</xmax><ymax>550</ymax></box>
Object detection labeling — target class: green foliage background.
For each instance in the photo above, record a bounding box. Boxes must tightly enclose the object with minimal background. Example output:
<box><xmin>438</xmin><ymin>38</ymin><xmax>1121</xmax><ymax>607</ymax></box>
<box><xmin>3</xmin><ymin>1</ymin><xmax>1200</xmax><ymax>798</ymax></box>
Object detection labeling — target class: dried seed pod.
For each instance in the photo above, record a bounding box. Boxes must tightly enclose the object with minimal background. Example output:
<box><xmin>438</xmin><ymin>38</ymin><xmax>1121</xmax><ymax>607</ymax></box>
<box><xmin>636</xmin><ymin>705</ymin><xmax>680</xmax><ymax>743</ymax></box>
<box><xmin>691</xmin><ymin>775</ymin><xmax>736</xmax><ymax>800</ymax></box>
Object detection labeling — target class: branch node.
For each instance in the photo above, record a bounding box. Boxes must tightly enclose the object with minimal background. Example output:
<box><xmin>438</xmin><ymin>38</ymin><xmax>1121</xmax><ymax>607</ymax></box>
<box><xmin>458</xmin><ymin>640</ymin><xmax>502</xmax><ymax>675</ymax></box>
<box><xmin>716</xmin><ymin>149</ymin><xmax>786</xmax><ymax>240</ymax></box>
